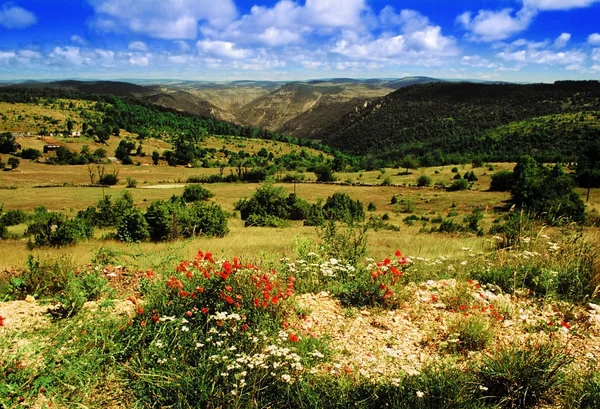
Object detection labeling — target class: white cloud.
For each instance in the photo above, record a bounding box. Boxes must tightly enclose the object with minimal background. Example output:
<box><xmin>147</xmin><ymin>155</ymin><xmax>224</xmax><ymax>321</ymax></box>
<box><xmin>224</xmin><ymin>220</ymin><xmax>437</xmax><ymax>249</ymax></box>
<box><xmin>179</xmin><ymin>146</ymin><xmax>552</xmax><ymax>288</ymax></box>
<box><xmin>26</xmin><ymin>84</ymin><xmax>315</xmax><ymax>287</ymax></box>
<box><xmin>0</xmin><ymin>51</ymin><xmax>16</xmax><ymax>59</ymax></box>
<box><xmin>461</xmin><ymin>55</ymin><xmax>498</xmax><ymax>69</ymax></box>
<box><xmin>89</xmin><ymin>0</ymin><xmax>237</xmax><ymax>39</ymax></box>
<box><xmin>589</xmin><ymin>33</ymin><xmax>600</xmax><ymax>45</ymax></box>
<box><xmin>71</xmin><ymin>35</ymin><xmax>87</xmax><ymax>45</ymax></box>
<box><xmin>303</xmin><ymin>0</ymin><xmax>368</xmax><ymax>29</ymax></box>
<box><xmin>593</xmin><ymin>48</ymin><xmax>600</xmax><ymax>61</ymax></box>
<box><xmin>457</xmin><ymin>8</ymin><xmax>537</xmax><ymax>42</ymax></box>
<box><xmin>129</xmin><ymin>55</ymin><xmax>149</xmax><ymax>66</ymax></box>
<box><xmin>332</xmin><ymin>9</ymin><xmax>457</xmax><ymax>64</ymax></box>
<box><xmin>0</xmin><ymin>4</ymin><xmax>37</xmax><ymax>29</ymax></box>
<box><xmin>553</xmin><ymin>32</ymin><xmax>571</xmax><ymax>48</ymax></box>
<box><xmin>497</xmin><ymin>48</ymin><xmax>586</xmax><ymax>65</ymax></box>
<box><xmin>197</xmin><ymin>40</ymin><xmax>251</xmax><ymax>59</ymax></box>
<box><xmin>18</xmin><ymin>50</ymin><xmax>41</xmax><ymax>59</ymax></box>
<box><xmin>522</xmin><ymin>0</ymin><xmax>600</xmax><ymax>10</ymax></box>
<box><xmin>129</xmin><ymin>41</ymin><xmax>148</xmax><ymax>52</ymax></box>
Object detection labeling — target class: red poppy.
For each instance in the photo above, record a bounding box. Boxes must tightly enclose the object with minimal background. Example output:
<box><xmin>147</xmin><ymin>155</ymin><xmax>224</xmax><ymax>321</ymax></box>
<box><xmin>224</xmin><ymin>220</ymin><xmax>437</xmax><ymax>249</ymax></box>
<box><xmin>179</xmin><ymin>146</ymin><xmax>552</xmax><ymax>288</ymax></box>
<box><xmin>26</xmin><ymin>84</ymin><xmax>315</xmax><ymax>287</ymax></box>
<box><xmin>226</xmin><ymin>296</ymin><xmax>234</xmax><ymax>304</ymax></box>
<box><xmin>225</xmin><ymin>285</ymin><xmax>233</xmax><ymax>292</ymax></box>
<box><xmin>196</xmin><ymin>286</ymin><xmax>204</xmax><ymax>293</ymax></box>
<box><xmin>384</xmin><ymin>258</ymin><xmax>391</xmax><ymax>266</ymax></box>
<box><xmin>185</xmin><ymin>311</ymin><xmax>193</xmax><ymax>317</ymax></box>
<box><xmin>399</xmin><ymin>257</ymin><xmax>407</xmax><ymax>265</ymax></box>
<box><xmin>288</xmin><ymin>333</ymin><xmax>299</xmax><ymax>343</ymax></box>
<box><xmin>140</xmin><ymin>320</ymin><xmax>146</xmax><ymax>328</ymax></box>
<box><xmin>202</xmin><ymin>307</ymin><xmax>209</xmax><ymax>314</ymax></box>
<box><xmin>561</xmin><ymin>321</ymin><xmax>571</xmax><ymax>330</ymax></box>
<box><xmin>548</xmin><ymin>321</ymin><xmax>554</xmax><ymax>326</ymax></box>
<box><xmin>151</xmin><ymin>314</ymin><xmax>159</xmax><ymax>323</ymax></box>
<box><xmin>179</xmin><ymin>290</ymin><xmax>189</xmax><ymax>298</ymax></box>
<box><xmin>395</xmin><ymin>250</ymin><xmax>402</xmax><ymax>257</ymax></box>
<box><xmin>127</xmin><ymin>296</ymin><xmax>137</xmax><ymax>305</ymax></box>
<box><xmin>186</xmin><ymin>271</ymin><xmax>193</xmax><ymax>280</ymax></box>
<box><xmin>136</xmin><ymin>307</ymin><xmax>144</xmax><ymax>315</ymax></box>
<box><xmin>254</xmin><ymin>298</ymin><xmax>260</xmax><ymax>307</ymax></box>
<box><xmin>146</xmin><ymin>269</ymin><xmax>154</xmax><ymax>278</ymax></box>
<box><xmin>0</xmin><ymin>315</ymin><xmax>4</xmax><ymax>327</ymax></box>
<box><xmin>371</xmin><ymin>271</ymin><xmax>379</xmax><ymax>281</ymax></box>
<box><xmin>241</xmin><ymin>323</ymin><xmax>249</xmax><ymax>331</ymax></box>
<box><xmin>222</xmin><ymin>261</ymin><xmax>233</xmax><ymax>274</ymax></box>
<box><xmin>271</xmin><ymin>296</ymin><xmax>279</xmax><ymax>305</ymax></box>
<box><xmin>431</xmin><ymin>295</ymin><xmax>438</xmax><ymax>302</ymax></box>
<box><xmin>282</xmin><ymin>321</ymin><xmax>290</xmax><ymax>329</ymax></box>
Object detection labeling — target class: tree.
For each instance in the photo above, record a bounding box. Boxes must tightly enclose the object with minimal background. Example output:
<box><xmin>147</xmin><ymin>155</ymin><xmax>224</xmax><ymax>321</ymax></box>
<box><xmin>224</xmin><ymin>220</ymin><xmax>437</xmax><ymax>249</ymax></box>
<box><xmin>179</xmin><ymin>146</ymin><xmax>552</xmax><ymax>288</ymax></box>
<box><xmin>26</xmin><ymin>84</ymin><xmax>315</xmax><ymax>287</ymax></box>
<box><xmin>313</xmin><ymin>164</ymin><xmax>336</xmax><ymax>182</ymax></box>
<box><xmin>115</xmin><ymin>139</ymin><xmax>136</xmax><ymax>163</ymax></box>
<box><xmin>7</xmin><ymin>157</ymin><xmax>20</xmax><ymax>170</ymax></box>
<box><xmin>152</xmin><ymin>151</ymin><xmax>160</xmax><ymax>165</ymax></box>
<box><xmin>576</xmin><ymin>140</ymin><xmax>600</xmax><ymax>202</ymax></box>
<box><xmin>0</xmin><ymin>132</ymin><xmax>17</xmax><ymax>154</ymax></box>
<box><xmin>399</xmin><ymin>156</ymin><xmax>419</xmax><ymax>174</ymax></box>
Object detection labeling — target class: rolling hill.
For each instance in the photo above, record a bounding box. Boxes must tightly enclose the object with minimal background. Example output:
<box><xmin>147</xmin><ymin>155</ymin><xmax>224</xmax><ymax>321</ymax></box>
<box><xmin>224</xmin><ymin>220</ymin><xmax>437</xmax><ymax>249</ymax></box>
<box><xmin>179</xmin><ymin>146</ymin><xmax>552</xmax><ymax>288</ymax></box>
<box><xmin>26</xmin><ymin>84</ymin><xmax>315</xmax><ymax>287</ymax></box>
<box><xmin>314</xmin><ymin>81</ymin><xmax>600</xmax><ymax>163</ymax></box>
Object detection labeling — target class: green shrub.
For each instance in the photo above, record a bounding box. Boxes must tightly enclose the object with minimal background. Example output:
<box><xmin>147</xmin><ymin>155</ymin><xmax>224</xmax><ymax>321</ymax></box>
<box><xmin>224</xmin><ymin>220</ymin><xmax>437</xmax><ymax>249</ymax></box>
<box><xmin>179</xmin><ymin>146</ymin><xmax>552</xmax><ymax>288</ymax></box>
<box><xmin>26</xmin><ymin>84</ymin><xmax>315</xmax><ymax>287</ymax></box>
<box><xmin>447</xmin><ymin>179</ymin><xmax>469</xmax><ymax>191</ymax></box>
<box><xmin>304</xmin><ymin>202</ymin><xmax>326</xmax><ymax>227</ymax></box>
<box><xmin>563</xmin><ymin>370</ymin><xmax>600</xmax><ymax>409</ymax></box>
<box><xmin>464</xmin><ymin>207</ymin><xmax>484</xmax><ymax>234</ymax></box>
<box><xmin>477</xmin><ymin>341</ymin><xmax>571</xmax><ymax>408</ymax></box>
<box><xmin>490</xmin><ymin>170</ymin><xmax>514</xmax><ymax>192</ymax></box>
<box><xmin>26</xmin><ymin>208</ymin><xmax>94</xmax><ymax>248</ymax></box>
<box><xmin>323</xmin><ymin>192</ymin><xmax>365</xmax><ymax>223</ymax></box>
<box><xmin>454</xmin><ymin>173</ymin><xmax>462</xmax><ymax>180</ymax></box>
<box><xmin>1</xmin><ymin>209</ymin><xmax>28</xmax><ymax>226</ymax></box>
<box><xmin>438</xmin><ymin>219</ymin><xmax>461</xmax><ymax>233</ymax></box>
<box><xmin>99</xmin><ymin>172</ymin><xmax>118</xmax><ymax>186</ymax></box>
<box><xmin>0</xmin><ymin>221</ymin><xmax>6</xmax><ymax>239</ymax></box>
<box><xmin>126</xmin><ymin>177</ymin><xmax>137</xmax><ymax>188</ymax></box>
<box><xmin>451</xmin><ymin>167</ymin><xmax>459</xmax><ymax>173</ymax></box>
<box><xmin>245</xmin><ymin>214</ymin><xmax>290</xmax><ymax>227</ymax></box>
<box><xmin>417</xmin><ymin>175</ymin><xmax>432</xmax><ymax>187</ymax></box>
<box><xmin>444</xmin><ymin>314</ymin><xmax>494</xmax><ymax>353</ymax></box>
<box><xmin>390</xmin><ymin>195</ymin><xmax>398</xmax><ymax>204</ymax></box>
<box><xmin>20</xmin><ymin>148</ymin><xmax>42</xmax><ymax>160</ymax></box>
<box><xmin>235</xmin><ymin>184</ymin><xmax>308</xmax><ymax>224</ymax></box>
<box><xmin>117</xmin><ymin>208</ymin><xmax>150</xmax><ymax>242</ymax></box>
<box><xmin>182</xmin><ymin>184</ymin><xmax>214</xmax><ymax>202</ymax></box>
<box><xmin>367</xmin><ymin>202</ymin><xmax>377</xmax><ymax>211</ymax></box>
<box><xmin>314</xmin><ymin>164</ymin><xmax>336</xmax><ymax>182</ymax></box>
<box><xmin>7</xmin><ymin>157</ymin><xmax>19</xmax><ymax>169</ymax></box>
<box><xmin>317</xmin><ymin>220</ymin><xmax>368</xmax><ymax>266</ymax></box>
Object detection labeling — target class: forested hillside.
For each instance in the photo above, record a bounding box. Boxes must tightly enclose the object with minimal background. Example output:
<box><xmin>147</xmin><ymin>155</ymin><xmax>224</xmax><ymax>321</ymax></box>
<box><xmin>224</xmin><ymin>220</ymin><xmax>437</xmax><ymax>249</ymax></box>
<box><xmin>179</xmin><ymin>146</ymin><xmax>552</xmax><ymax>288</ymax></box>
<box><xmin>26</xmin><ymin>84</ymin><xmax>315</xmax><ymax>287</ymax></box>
<box><xmin>317</xmin><ymin>81</ymin><xmax>600</xmax><ymax>164</ymax></box>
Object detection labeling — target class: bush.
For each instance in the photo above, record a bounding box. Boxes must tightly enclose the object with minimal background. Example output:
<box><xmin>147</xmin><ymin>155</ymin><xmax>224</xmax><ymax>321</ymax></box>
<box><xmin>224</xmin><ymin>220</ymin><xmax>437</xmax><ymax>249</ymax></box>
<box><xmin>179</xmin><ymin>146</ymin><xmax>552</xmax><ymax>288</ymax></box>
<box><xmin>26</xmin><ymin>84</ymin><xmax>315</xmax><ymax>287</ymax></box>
<box><xmin>126</xmin><ymin>177</ymin><xmax>137</xmax><ymax>188</ymax></box>
<box><xmin>145</xmin><ymin>199</ymin><xmax>229</xmax><ymax>241</ymax></box>
<box><xmin>490</xmin><ymin>170</ymin><xmax>514</xmax><ymax>192</ymax></box>
<box><xmin>99</xmin><ymin>172</ymin><xmax>118</xmax><ymax>186</ymax></box>
<box><xmin>245</xmin><ymin>214</ymin><xmax>290</xmax><ymax>228</ymax></box>
<box><xmin>1</xmin><ymin>209</ymin><xmax>28</xmax><ymax>226</ymax></box>
<box><xmin>478</xmin><ymin>341</ymin><xmax>571</xmax><ymax>408</ymax></box>
<box><xmin>417</xmin><ymin>175</ymin><xmax>432</xmax><ymax>187</ymax></box>
<box><xmin>7</xmin><ymin>157</ymin><xmax>19</xmax><ymax>170</ymax></box>
<box><xmin>0</xmin><ymin>221</ymin><xmax>6</xmax><ymax>240</ymax></box>
<box><xmin>182</xmin><ymin>184</ymin><xmax>214</xmax><ymax>202</ymax></box>
<box><xmin>117</xmin><ymin>208</ymin><xmax>150</xmax><ymax>242</ymax></box>
<box><xmin>453</xmin><ymin>172</ymin><xmax>462</xmax><ymax>180</ymax></box>
<box><xmin>390</xmin><ymin>195</ymin><xmax>398</xmax><ymax>204</ymax></box>
<box><xmin>323</xmin><ymin>192</ymin><xmax>365</xmax><ymax>223</ymax></box>
<box><xmin>314</xmin><ymin>164</ymin><xmax>336</xmax><ymax>182</ymax></box>
<box><xmin>367</xmin><ymin>202</ymin><xmax>377</xmax><ymax>211</ymax></box>
<box><xmin>26</xmin><ymin>208</ymin><xmax>94</xmax><ymax>248</ymax></box>
<box><xmin>451</xmin><ymin>167</ymin><xmax>459</xmax><ymax>173</ymax></box>
<box><xmin>20</xmin><ymin>148</ymin><xmax>42</xmax><ymax>160</ymax></box>
<box><xmin>447</xmin><ymin>179</ymin><xmax>469</xmax><ymax>191</ymax></box>
<box><xmin>564</xmin><ymin>370</ymin><xmax>600</xmax><ymax>409</ymax></box>
<box><xmin>444</xmin><ymin>314</ymin><xmax>494</xmax><ymax>353</ymax></box>
<box><xmin>235</xmin><ymin>184</ymin><xmax>308</xmax><ymax>225</ymax></box>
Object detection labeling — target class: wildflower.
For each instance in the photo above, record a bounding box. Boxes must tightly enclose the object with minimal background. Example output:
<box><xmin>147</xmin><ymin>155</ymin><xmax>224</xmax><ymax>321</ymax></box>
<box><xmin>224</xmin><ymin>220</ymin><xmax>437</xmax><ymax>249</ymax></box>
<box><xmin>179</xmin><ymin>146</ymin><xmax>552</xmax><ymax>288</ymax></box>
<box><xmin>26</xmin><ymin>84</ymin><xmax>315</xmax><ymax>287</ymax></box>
<box><xmin>140</xmin><ymin>320</ymin><xmax>146</xmax><ymax>328</ymax></box>
<box><xmin>561</xmin><ymin>321</ymin><xmax>571</xmax><ymax>330</ymax></box>
<box><xmin>146</xmin><ymin>269</ymin><xmax>154</xmax><ymax>278</ymax></box>
<box><xmin>136</xmin><ymin>307</ymin><xmax>144</xmax><ymax>315</ymax></box>
<box><xmin>288</xmin><ymin>333</ymin><xmax>299</xmax><ymax>343</ymax></box>
<box><xmin>181</xmin><ymin>326</ymin><xmax>190</xmax><ymax>332</ymax></box>
<box><xmin>202</xmin><ymin>307</ymin><xmax>209</xmax><ymax>314</ymax></box>
<box><xmin>185</xmin><ymin>311</ymin><xmax>193</xmax><ymax>317</ymax></box>
<box><xmin>196</xmin><ymin>343</ymin><xmax>204</xmax><ymax>348</ymax></box>
<box><xmin>226</xmin><ymin>296</ymin><xmax>234</xmax><ymax>304</ymax></box>
<box><xmin>127</xmin><ymin>296</ymin><xmax>137</xmax><ymax>305</ymax></box>
<box><xmin>0</xmin><ymin>315</ymin><xmax>5</xmax><ymax>326</ymax></box>
<box><xmin>395</xmin><ymin>250</ymin><xmax>402</xmax><ymax>257</ymax></box>
<box><xmin>416</xmin><ymin>391</ymin><xmax>424</xmax><ymax>398</ymax></box>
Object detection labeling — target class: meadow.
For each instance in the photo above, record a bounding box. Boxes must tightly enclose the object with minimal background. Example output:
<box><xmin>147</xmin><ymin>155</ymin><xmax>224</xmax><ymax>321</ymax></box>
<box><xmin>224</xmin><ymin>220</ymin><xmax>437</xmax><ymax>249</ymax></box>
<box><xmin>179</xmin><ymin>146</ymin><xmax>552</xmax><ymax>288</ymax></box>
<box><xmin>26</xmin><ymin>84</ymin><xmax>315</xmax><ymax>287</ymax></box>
<box><xmin>2</xmin><ymin>98</ymin><xmax>600</xmax><ymax>408</ymax></box>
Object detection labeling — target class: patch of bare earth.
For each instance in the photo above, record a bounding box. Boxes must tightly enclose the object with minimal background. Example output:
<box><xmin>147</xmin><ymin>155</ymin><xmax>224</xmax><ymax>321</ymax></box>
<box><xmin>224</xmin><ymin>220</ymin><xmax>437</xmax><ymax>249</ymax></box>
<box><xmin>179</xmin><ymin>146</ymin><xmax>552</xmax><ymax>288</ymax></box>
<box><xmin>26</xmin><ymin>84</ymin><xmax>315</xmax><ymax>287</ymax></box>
<box><xmin>296</xmin><ymin>279</ymin><xmax>600</xmax><ymax>380</ymax></box>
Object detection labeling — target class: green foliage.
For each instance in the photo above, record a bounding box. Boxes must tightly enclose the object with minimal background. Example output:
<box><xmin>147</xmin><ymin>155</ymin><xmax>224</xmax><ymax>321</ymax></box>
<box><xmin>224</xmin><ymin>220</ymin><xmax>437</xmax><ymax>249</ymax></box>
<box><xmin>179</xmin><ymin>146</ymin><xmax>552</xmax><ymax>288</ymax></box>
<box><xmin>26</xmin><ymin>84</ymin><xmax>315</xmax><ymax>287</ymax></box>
<box><xmin>0</xmin><ymin>221</ymin><xmax>6</xmax><ymax>240</ymax></box>
<box><xmin>417</xmin><ymin>175</ymin><xmax>432</xmax><ymax>187</ymax></box>
<box><xmin>145</xmin><ymin>199</ymin><xmax>228</xmax><ymax>241</ymax></box>
<box><xmin>7</xmin><ymin>157</ymin><xmax>19</xmax><ymax>169</ymax></box>
<box><xmin>53</xmin><ymin>270</ymin><xmax>112</xmax><ymax>318</ymax></box>
<box><xmin>444</xmin><ymin>314</ymin><xmax>494</xmax><ymax>353</ymax></box>
<box><xmin>317</xmin><ymin>220</ymin><xmax>368</xmax><ymax>266</ymax></box>
<box><xmin>182</xmin><ymin>184</ymin><xmax>214</xmax><ymax>202</ymax></box>
<box><xmin>367</xmin><ymin>202</ymin><xmax>376</xmax><ymax>211</ymax></box>
<box><xmin>20</xmin><ymin>148</ymin><xmax>42</xmax><ymax>160</ymax></box>
<box><xmin>454</xmin><ymin>173</ymin><xmax>463</xmax><ymax>180</ymax></box>
<box><xmin>99</xmin><ymin>172</ymin><xmax>118</xmax><ymax>186</ymax></box>
<box><xmin>399</xmin><ymin>155</ymin><xmax>419</xmax><ymax>173</ymax></box>
<box><xmin>478</xmin><ymin>341</ymin><xmax>571</xmax><ymax>408</ymax></box>
<box><xmin>125</xmin><ymin>177</ymin><xmax>137</xmax><ymax>188</ymax></box>
<box><xmin>490</xmin><ymin>170</ymin><xmax>514</xmax><ymax>192</ymax></box>
<box><xmin>391</xmin><ymin>195</ymin><xmax>399</xmax><ymax>204</ymax></box>
<box><xmin>0</xmin><ymin>132</ymin><xmax>17</xmax><ymax>154</ymax></box>
<box><xmin>464</xmin><ymin>207</ymin><xmax>484</xmax><ymax>234</ymax></box>
<box><xmin>1</xmin><ymin>209</ymin><xmax>28</xmax><ymax>226</ymax></box>
<box><xmin>235</xmin><ymin>184</ymin><xmax>309</xmax><ymax>225</ymax></box>
<box><xmin>447</xmin><ymin>179</ymin><xmax>469</xmax><ymax>192</ymax></box>
<box><xmin>26</xmin><ymin>207</ymin><xmax>94</xmax><ymax>248</ymax></box>
<box><xmin>151</xmin><ymin>150</ymin><xmax>160</xmax><ymax>165</ymax></box>
<box><xmin>117</xmin><ymin>208</ymin><xmax>150</xmax><ymax>242</ymax></box>
<box><xmin>245</xmin><ymin>214</ymin><xmax>290</xmax><ymax>228</ymax></box>
<box><xmin>512</xmin><ymin>156</ymin><xmax>584</xmax><ymax>224</ymax></box>
<box><xmin>563</xmin><ymin>370</ymin><xmax>600</xmax><ymax>409</ymax></box>
<box><xmin>323</xmin><ymin>192</ymin><xmax>365</xmax><ymax>224</ymax></box>
<box><xmin>115</xmin><ymin>139</ymin><xmax>136</xmax><ymax>163</ymax></box>
<box><xmin>314</xmin><ymin>164</ymin><xmax>336</xmax><ymax>182</ymax></box>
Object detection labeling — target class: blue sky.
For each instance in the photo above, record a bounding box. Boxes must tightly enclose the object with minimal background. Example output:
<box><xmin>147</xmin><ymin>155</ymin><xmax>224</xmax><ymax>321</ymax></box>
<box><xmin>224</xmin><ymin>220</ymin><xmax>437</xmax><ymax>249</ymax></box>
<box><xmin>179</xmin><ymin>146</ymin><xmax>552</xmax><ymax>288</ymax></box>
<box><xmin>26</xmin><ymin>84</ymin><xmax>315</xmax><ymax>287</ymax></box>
<box><xmin>0</xmin><ymin>0</ymin><xmax>599</xmax><ymax>82</ymax></box>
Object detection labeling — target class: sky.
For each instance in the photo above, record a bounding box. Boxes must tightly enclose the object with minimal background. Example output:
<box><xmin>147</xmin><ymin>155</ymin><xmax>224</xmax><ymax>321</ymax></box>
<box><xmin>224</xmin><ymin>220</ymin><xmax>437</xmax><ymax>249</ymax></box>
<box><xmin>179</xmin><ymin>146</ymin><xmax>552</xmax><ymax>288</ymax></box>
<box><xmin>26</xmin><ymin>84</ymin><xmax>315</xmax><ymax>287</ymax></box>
<box><xmin>0</xmin><ymin>0</ymin><xmax>599</xmax><ymax>82</ymax></box>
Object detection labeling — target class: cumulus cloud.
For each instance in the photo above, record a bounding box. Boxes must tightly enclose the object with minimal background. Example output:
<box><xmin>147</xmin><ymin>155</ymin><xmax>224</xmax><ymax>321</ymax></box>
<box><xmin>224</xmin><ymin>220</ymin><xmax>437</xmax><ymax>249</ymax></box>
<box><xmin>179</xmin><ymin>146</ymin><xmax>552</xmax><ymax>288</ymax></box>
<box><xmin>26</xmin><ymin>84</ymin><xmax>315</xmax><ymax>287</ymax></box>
<box><xmin>457</xmin><ymin>8</ymin><xmax>537</xmax><ymax>42</ymax></box>
<box><xmin>553</xmin><ymin>32</ymin><xmax>571</xmax><ymax>48</ymax></box>
<box><xmin>522</xmin><ymin>0</ymin><xmax>600</xmax><ymax>10</ymax></box>
<box><xmin>129</xmin><ymin>41</ymin><xmax>148</xmax><ymax>52</ymax></box>
<box><xmin>71</xmin><ymin>35</ymin><xmax>87</xmax><ymax>45</ymax></box>
<box><xmin>497</xmin><ymin>48</ymin><xmax>586</xmax><ymax>65</ymax></box>
<box><xmin>589</xmin><ymin>33</ymin><xmax>600</xmax><ymax>45</ymax></box>
<box><xmin>593</xmin><ymin>48</ymin><xmax>600</xmax><ymax>61</ymax></box>
<box><xmin>0</xmin><ymin>3</ymin><xmax>37</xmax><ymax>29</ymax></box>
<box><xmin>332</xmin><ymin>8</ymin><xmax>457</xmax><ymax>64</ymax></box>
<box><xmin>197</xmin><ymin>40</ymin><xmax>252</xmax><ymax>59</ymax></box>
<box><xmin>88</xmin><ymin>0</ymin><xmax>237</xmax><ymax>39</ymax></box>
